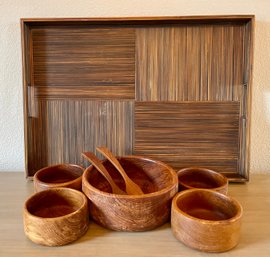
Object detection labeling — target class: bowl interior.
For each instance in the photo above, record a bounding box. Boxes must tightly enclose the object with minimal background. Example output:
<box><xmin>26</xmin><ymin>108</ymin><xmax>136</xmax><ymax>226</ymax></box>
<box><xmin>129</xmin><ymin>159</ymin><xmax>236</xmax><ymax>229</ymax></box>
<box><xmin>36</xmin><ymin>165</ymin><xmax>83</xmax><ymax>184</ymax></box>
<box><xmin>26</xmin><ymin>189</ymin><xmax>84</xmax><ymax>218</ymax></box>
<box><xmin>176</xmin><ymin>190</ymin><xmax>238</xmax><ymax>221</ymax></box>
<box><xmin>86</xmin><ymin>157</ymin><xmax>175</xmax><ymax>194</ymax></box>
<box><xmin>178</xmin><ymin>168</ymin><xmax>226</xmax><ymax>189</ymax></box>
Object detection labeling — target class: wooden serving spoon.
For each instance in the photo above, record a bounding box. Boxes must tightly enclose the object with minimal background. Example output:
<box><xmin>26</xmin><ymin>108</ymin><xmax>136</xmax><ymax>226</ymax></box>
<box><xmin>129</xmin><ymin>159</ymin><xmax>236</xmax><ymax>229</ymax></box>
<box><xmin>96</xmin><ymin>147</ymin><xmax>144</xmax><ymax>195</ymax></box>
<box><xmin>82</xmin><ymin>152</ymin><xmax>126</xmax><ymax>195</ymax></box>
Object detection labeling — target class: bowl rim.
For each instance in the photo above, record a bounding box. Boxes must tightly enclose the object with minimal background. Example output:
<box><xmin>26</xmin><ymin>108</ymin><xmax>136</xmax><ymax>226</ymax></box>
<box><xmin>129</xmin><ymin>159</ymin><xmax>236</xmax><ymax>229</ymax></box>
<box><xmin>177</xmin><ymin>167</ymin><xmax>228</xmax><ymax>191</ymax></box>
<box><xmin>172</xmin><ymin>188</ymin><xmax>243</xmax><ymax>224</ymax></box>
<box><xmin>82</xmin><ymin>155</ymin><xmax>178</xmax><ymax>199</ymax></box>
<box><xmin>24</xmin><ymin>187</ymin><xmax>88</xmax><ymax>220</ymax></box>
<box><xmin>34</xmin><ymin>163</ymin><xmax>84</xmax><ymax>188</ymax></box>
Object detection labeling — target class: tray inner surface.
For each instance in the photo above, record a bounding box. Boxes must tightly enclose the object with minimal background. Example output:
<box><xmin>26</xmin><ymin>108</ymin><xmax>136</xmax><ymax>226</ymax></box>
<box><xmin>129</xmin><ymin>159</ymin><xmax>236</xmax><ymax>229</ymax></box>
<box><xmin>21</xmin><ymin>16</ymin><xmax>254</xmax><ymax>181</ymax></box>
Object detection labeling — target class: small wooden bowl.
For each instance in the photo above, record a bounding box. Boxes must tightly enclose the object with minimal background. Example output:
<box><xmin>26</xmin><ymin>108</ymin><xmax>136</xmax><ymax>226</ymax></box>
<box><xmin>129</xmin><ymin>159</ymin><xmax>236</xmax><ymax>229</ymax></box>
<box><xmin>23</xmin><ymin>188</ymin><xmax>89</xmax><ymax>246</ymax></box>
<box><xmin>171</xmin><ymin>189</ymin><xmax>243</xmax><ymax>252</ymax></box>
<box><xmin>82</xmin><ymin>155</ymin><xmax>178</xmax><ymax>231</ymax></box>
<box><xmin>34</xmin><ymin>164</ymin><xmax>84</xmax><ymax>192</ymax></box>
<box><xmin>177</xmin><ymin>167</ymin><xmax>228</xmax><ymax>194</ymax></box>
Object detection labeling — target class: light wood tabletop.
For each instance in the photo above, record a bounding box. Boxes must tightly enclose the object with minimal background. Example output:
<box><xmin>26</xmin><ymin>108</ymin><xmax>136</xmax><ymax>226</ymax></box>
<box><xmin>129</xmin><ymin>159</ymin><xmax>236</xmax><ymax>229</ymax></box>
<box><xmin>0</xmin><ymin>172</ymin><xmax>270</xmax><ymax>257</ymax></box>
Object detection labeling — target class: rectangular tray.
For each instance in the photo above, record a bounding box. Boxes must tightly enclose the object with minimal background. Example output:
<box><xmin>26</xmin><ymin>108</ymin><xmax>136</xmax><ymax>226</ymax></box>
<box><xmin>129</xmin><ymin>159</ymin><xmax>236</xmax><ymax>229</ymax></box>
<box><xmin>21</xmin><ymin>15</ymin><xmax>254</xmax><ymax>181</ymax></box>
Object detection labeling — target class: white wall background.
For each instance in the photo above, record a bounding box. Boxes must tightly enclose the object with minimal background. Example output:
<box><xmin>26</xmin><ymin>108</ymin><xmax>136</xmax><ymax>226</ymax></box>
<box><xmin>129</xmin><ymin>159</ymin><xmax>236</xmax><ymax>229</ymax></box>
<box><xmin>0</xmin><ymin>0</ymin><xmax>269</xmax><ymax>173</ymax></box>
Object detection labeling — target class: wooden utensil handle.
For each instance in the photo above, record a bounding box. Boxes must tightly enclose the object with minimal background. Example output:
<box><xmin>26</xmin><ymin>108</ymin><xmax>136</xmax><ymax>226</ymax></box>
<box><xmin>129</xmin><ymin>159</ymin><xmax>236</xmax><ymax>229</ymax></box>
<box><xmin>96</xmin><ymin>147</ymin><xmax>144</xmax><ymax>195</ymax></box>
<box><xmin>82</xmin><ymin>152</ymin><xmax>125</xmax><ymax>195</ymax></box>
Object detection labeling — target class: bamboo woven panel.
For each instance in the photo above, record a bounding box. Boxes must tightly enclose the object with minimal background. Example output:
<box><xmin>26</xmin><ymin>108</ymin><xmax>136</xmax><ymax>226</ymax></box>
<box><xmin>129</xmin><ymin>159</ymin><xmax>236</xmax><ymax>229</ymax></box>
<box><xmin>31</xmin><ymin>26</ymin><xmax>135</xmax><ymax>99</ymax></box>
<box><xmin>136</xmin><ymin>24</ymin><xmax>246</xmax><ymax>102</ymax></box>
<box><xmin>21</xmin><ymin>16</ymin><xmax>254</xmax><ymax>180</ymax></box>
<box><xmin>134</xmin><ymin>102</ymin><xmax>240</xmax><ymax>176</ymax></box>
<box><xmin>27</xmin><ymin>100</ymin><xmax>134</xmax><ymax>174</ymax></box>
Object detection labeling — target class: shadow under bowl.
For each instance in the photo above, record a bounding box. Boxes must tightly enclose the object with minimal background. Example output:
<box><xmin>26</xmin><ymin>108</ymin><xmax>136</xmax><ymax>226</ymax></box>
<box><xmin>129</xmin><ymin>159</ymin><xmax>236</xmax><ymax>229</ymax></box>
<box><xmin>82</xmin><ymin>155</ymin><xmax>178</xmax><ymax>231</ymax></box>
<box><xmin>171</xmin><ymin>189</ymin><xmax>242</xmax><ymax>252</ymax></box>
<box><xmin>24</xmin><ymin>187</ymin><xmax>89</xmax><ymax>246</ymax></box>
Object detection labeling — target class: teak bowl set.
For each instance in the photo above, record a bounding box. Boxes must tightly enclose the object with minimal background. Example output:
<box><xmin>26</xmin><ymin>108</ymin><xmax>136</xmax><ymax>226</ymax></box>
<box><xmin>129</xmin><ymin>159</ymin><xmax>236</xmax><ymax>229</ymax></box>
<box><xmin>24</xmin><ymin>155</ymin><xmax>178</xmax><ymax>246</ymax></box>
<box><xmin>172</xmin><ymin>167</ymin><xmax>242</xmax><ymax>252</ymax></box>
<box><xmin>24</xmin><ymin>158</ymin><xmax>242</xmax><ymax>252</ymax></box>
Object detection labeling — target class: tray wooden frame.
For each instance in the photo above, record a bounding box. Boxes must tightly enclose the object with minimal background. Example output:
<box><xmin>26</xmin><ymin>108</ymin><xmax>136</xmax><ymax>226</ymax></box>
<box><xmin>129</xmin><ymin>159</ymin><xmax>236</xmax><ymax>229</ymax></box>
<box><xmin>21</xmin><ymin>15</ymin><xmax>254</xmax><ymax>181</ymax></box>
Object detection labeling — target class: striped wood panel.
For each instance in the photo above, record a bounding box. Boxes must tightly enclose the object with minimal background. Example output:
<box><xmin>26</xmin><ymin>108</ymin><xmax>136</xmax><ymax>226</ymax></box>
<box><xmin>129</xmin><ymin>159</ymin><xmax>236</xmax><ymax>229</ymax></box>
<box><xmin>22</xmin><ymin>17</ymin><xmax>253</xmax><ymax>180</ymax></box>
<box><xmin>136</xmin><ymin>24</ymin><xmax>246</xmax><ymax>102</ymax></box>
<box><xmin>27</xmin><ymin>100</ymin><xmax>134</xmax><ymax>175</ymax></box>
<box><xmin>33</xmin><ymin>85</ymin><xmax>134</xmax><ymax>100</ymax></box>
<box><xmin>31</xmin><ymin>26</ymin><xmax>135</xmax><ymax>99</ymax></box>
<box><xmin>135</xmin><ymin>102</ymin><xmax>240</xmax><ymax>174</ymax></box>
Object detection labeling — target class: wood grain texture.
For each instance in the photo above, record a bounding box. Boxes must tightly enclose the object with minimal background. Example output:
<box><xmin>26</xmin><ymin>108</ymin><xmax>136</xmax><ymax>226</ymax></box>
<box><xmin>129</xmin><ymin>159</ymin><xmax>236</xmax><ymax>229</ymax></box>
<box><xmin>82</xmin><ymin>156</ymin><xmax>178</xmax><ymax>231</ymax></box>
<box><xmin>177</xmin><ymin>167</ymin><xmax>228</xmax><ymax>194</ymax></box>
<box><xmin>136</xmin><ymin>24</ymin><xmax>247</xmax><ymax>102</ymax></box>
<box><xmin>27</xmin><ymin>100</ymin><xmax>134</xmax><ymax>176</ymax></box>
<box><xmin>21</xmin><ymin>16</ymin><xmax>254</xmax><ymax>181</ymax></box>
<box><xmin>23</xmin><ymin>188</ymin><xmax>89</xmax><ymax>246</ymax></box>
<box><xmin>21</xmin><ymin>15</ymin><xmax>254</xmax><ymax>24</ymax></box>
<box><xmin>96</xmin><ymin>147</ymin><xmax>144</xmax><ymax>195</ymax></box>
<box><xmin>2</xmin><ymin>172</ymin><xmax>270</xmax><ymax>257</ymax></box>
<box><xmin>33</xmin><ymin>164</ymin><xmax>84</xmax><ymax>192</ymax></box>
<box><xmin>135</xmin><ymin>102</ymin><xmax>240</xmax><ymax>174</ymax></box>
<box><xmin>33</xmin><ymin>85</ymin><xmax>134</xmax><ymax>100</ymax></box>
<box><xmin>82</xmin><ymin>152</ymin><xmax>126</xmax><ymax>195</ymax></box>
<box><xmin>31</xmin><ymin>26</ymin><xmax>135</xmax><ymax>99</ymax></box>
<box><xmin>171</xmin><ymin>189</ymin><xmax>242</xmax><ymax>252</ymax></box>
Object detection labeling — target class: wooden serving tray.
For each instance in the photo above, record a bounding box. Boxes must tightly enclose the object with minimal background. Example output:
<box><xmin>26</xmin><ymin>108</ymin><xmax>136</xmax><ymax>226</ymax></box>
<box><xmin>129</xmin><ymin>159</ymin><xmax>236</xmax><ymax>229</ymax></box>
<box><xmin>21</xmin><ymin>16</ymin><xmax>254</xmax><ymax>181</ymax></box>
